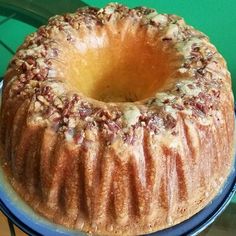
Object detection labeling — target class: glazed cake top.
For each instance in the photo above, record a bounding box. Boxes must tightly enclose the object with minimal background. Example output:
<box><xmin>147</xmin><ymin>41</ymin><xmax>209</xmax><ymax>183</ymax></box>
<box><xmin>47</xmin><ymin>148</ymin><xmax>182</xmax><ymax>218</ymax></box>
<box><xmin>4</xmin><ymin>3</ymin><xmax>230</xmax><ymax>144</ymax></box>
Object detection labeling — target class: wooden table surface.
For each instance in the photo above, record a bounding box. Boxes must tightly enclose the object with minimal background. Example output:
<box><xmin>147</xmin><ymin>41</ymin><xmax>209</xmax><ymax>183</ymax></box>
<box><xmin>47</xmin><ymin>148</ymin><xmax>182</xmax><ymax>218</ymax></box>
<box><xmin>0</xmin><ymin>211</ymin><xmax>26</xmax><ymax>236</ymax></box>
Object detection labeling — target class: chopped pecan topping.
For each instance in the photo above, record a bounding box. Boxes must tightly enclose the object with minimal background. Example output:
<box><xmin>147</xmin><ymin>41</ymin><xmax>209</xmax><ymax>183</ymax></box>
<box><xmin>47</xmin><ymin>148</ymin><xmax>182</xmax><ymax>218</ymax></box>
<box><xmin>6</xmin><ymin>3</ymin><xmax>225</xmax><ymax>144</ymax></box>
<box><xmin>164</xmin><ymin>114</ymin><xmax>177</xmax><ymax>129</ymax></box>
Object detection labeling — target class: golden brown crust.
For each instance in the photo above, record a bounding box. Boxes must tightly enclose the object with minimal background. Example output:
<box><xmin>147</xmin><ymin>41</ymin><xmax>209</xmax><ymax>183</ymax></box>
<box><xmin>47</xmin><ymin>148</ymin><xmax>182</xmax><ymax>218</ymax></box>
<box><xmin>0</xmin><ymin>3</ymin><xmax>235</xmax><ymax>236</ymax></box>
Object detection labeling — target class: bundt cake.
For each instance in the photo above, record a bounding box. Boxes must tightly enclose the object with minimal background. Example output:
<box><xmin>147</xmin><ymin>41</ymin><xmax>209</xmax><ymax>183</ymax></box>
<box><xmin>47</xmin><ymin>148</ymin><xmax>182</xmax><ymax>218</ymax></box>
<box><xmin>0</xmin><ymin>3</ymin><xmax>235</xmax><ymax>235</ymax></box>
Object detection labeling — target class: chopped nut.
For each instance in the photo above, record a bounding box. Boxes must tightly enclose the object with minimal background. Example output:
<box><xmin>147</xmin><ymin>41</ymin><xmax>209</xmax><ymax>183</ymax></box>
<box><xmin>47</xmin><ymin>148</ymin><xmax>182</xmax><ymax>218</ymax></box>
<box><xmin>54</xmin><ymin>97</ymin><xmax>63</xmax><ymax>108</ymax></box>
<box><xmin>164</xmin><ymin>114</ymin><xmax>177</xmax><ymax>129</ymax></box>
<box><xmin>34</xmin><ymin>101</ymin><xmax>41</xmax><ymax>111</ymax></box>
<box><xmin>37</xmin><ymin>95</ymin><xmax>49</xmax><ymax>106</ymax></box>
<box><xmin>68</xmin><ymin>117</ymin><xmax>76</xmax><ymax>128</ymax></box>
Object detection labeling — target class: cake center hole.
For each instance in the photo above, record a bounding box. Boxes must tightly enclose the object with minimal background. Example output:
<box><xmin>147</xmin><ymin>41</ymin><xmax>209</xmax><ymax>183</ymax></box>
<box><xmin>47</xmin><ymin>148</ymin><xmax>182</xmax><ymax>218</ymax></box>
<box><xmin>62</xmin><ymin>28</ymin><xmax>181</xmax><ymax>103</ymax></box>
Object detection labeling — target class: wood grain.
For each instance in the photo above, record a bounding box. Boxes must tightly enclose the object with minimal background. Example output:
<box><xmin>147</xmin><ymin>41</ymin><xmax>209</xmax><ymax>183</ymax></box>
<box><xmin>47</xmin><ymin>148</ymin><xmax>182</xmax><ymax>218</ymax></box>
<box><xmin>0</xmin><ymin>211</ymin><xmax>27</xmax><ymax>236</ymax></box>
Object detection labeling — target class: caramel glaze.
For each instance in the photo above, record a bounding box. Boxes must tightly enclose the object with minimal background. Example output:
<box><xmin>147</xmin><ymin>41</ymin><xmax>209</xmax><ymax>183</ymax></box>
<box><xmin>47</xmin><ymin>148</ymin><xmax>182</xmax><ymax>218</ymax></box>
<box><xmin>0</xmin><ymin>3</ymin><xmax>235</xmax><ymax>235</ymax></box>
